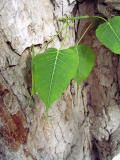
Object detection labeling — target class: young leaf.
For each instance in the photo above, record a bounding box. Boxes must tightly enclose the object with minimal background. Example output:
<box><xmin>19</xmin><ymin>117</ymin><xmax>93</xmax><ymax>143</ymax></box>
<box><xmin>96</xmin><ymin>16</ymin><xmax>120</xmax><ymax>54</ymax></box>
<box><xmin>74</xmin><ymin>44</ymin><xmax>94</xmax><ymax>89</ymax></box>
<box><xmin>32</xmin><ymin>47</ymin><xmax>79</xmax><ymax>111</ymax></box>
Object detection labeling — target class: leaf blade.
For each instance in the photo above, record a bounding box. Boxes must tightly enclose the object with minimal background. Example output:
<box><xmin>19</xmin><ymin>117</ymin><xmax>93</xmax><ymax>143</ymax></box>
<box><xmin>32</xmin><ymin>47</ymin><xmax>79</xmax><ymax>108</ymax></box>
<box><xmin>74</xmin><ymin>44</ymin><xmax>94</xmax><ymax>87</ymax></box>
<box><xmin>96</xmin><ymin>16</ymin><xmax>120</xmax><ymax>54</ymax></box>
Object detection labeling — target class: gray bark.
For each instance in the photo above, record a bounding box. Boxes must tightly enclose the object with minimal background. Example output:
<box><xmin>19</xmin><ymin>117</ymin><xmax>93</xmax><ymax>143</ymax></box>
<box><xmin>0</xmin><ymin>0</ymin><xmax>120</xmax><ymax>160</ymax></box>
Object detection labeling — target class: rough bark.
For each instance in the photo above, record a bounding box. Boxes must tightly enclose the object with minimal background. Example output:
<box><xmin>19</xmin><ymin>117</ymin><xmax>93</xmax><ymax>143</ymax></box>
<box><xmin>0</xmin><ymin>0</ymin><xmax>120</xmax><ymax>160</ymax></box>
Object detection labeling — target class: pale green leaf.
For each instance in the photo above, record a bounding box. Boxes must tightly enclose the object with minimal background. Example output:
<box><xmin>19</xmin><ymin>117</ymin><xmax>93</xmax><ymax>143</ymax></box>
<box><xmin>74</xmin><ymin>44</ymin><xmax>94</xmax><ymax>88</ymax></box>
<box><xmin>32</xmin><ymin>47</ymin><xmax>79</xmax><ymax>111</ymax></box>
<box><xmin>96</xmin><ymin>16</ymin><xmax>120</xmax><ymax>54</ymax></box>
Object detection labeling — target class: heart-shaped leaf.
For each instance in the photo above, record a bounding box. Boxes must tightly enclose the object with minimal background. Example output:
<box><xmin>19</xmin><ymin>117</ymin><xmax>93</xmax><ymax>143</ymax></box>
<box><xmin>96</xmin><ymin>16</ymin><xmax>120</xmax><ymax>54</ymax></box>
<box><xmin>32</xmin><ymin>47</ymin><xmax>79</xmax><ymax>115</ymax></box>
<box><xmin>74</xmin><ymin>44</ymin><xmax>94</xmax><ymax>89</ymax></box>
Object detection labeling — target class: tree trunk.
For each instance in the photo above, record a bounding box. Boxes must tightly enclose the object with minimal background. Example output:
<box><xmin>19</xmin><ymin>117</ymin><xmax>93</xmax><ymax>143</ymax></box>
<box><xmin>0</xmin><ymin>0</ymin><xmax>120</xmax><ymax>160</ymax></box>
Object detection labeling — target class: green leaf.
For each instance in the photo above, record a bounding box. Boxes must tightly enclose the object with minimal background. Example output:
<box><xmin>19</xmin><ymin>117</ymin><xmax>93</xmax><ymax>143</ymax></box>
<box><xmin>32</xmin><ymin>47</ymin><xmax>79</xmax><ymax>111</ymax></box>
<box><xmin>96</xmin><ymin>16</ymin><xmax>120</xmax><ymax>54</ymax></box>
<box><xmin>74</xmin><ymin>44</ymin><xmax>94</xmax><ymax>88</ymax></box>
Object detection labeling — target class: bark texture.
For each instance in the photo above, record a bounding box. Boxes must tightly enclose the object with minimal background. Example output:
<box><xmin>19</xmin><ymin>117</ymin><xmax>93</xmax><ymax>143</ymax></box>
<box><xmin>0</xmin><ymin>0</ymin><xmax>120</xmax><ymax>160</ymax></box>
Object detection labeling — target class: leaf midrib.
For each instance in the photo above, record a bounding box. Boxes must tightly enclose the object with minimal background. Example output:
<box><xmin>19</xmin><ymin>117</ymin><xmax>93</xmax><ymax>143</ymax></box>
<box><xmin>47</xmin><ymin>50</ymin><xmax>60</xmax><ymax>107</ymax></box>
<box><xmin>107</xmin><ymin>21</ymin><xmax>120</xmax><ymax>44</ymax></box>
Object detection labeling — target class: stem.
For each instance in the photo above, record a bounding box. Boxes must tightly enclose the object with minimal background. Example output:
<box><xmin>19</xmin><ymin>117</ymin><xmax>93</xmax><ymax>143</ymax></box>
<box><xmin>59</xmin><ymin>20</ymin><xmax>71</xmax><ymax>50</ymax></box>
<box><xmin>58</xmin><ymin>15</ymin><xmax>107</xmax><ymax>23</ymax></box>
<box><xmin>76</xmin><ymin>22</ymin><xmax>93</xmax><ymax>45</ymax></box>
<box><xmin>31</xmin><ymin>44</ymin><xmax>35</xmax><ymax>57</ymax></box>
<box><xmin>40</xmin><ymin>20</ymin><xmax>73</xmax><ymax>52</ymax></box>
